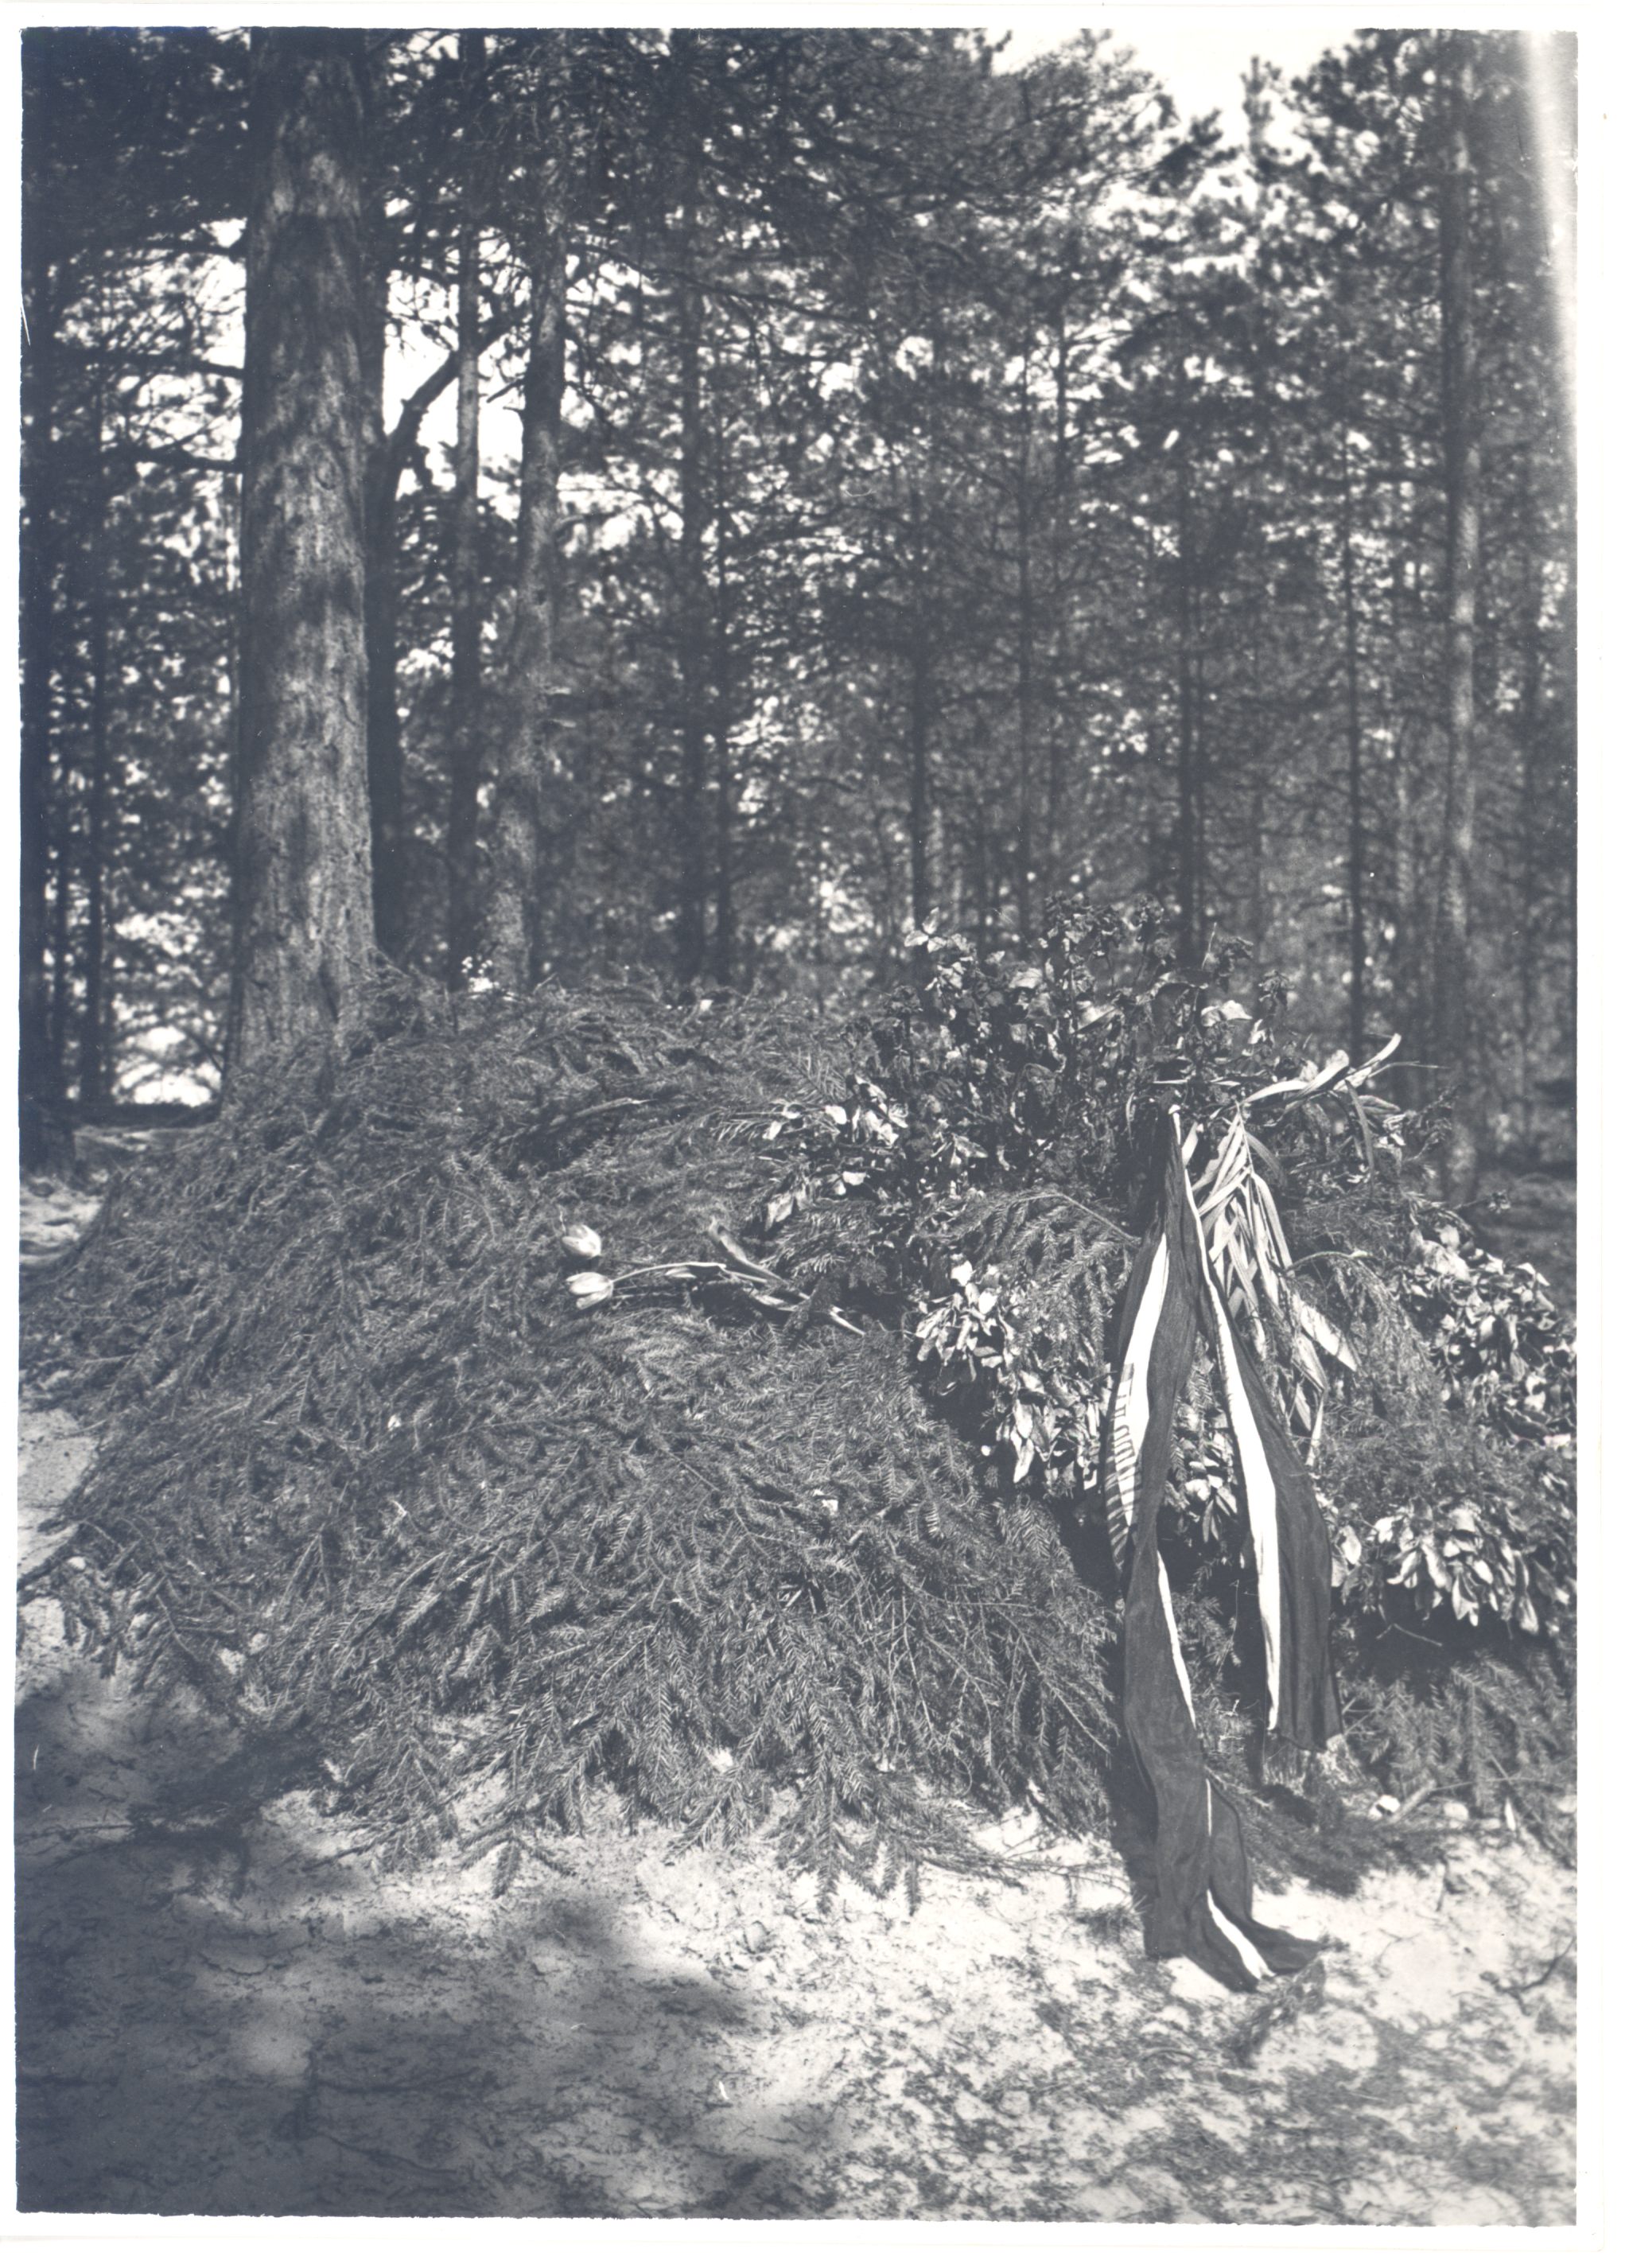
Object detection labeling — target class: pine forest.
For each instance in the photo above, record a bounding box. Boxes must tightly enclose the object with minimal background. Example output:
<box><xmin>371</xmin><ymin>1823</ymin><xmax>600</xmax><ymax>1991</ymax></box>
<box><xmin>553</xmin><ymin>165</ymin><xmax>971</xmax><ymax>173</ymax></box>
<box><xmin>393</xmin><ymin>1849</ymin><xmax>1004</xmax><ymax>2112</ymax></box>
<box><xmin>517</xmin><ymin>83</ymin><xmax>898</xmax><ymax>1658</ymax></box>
<box><xmin>21</xmin><ymin>26</ymin><xmax>1575</xmax><ymax>1172</ymax></box>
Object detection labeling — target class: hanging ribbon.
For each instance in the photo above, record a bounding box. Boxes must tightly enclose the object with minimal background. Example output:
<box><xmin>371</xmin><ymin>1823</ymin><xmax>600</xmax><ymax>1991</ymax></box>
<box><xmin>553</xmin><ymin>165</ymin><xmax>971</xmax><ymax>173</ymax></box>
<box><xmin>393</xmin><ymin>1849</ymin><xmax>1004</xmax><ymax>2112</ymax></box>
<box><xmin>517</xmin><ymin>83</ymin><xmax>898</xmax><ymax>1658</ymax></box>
<box><xmin>1101</xmin><ymin>1108</ymin><xmax>1340</xmax><ymax>1989</ymax></box>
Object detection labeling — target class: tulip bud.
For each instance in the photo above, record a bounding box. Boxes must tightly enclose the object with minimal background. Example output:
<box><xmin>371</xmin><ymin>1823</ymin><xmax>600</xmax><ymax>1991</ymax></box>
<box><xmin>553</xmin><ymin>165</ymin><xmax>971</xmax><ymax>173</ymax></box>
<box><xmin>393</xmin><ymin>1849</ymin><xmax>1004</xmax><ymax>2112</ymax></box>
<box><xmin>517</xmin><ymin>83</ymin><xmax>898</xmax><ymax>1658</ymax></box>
<box><xmin>566</xmin><ymin>1271</ymin><xmax>615</xmax><ymax>1308</ymax></box>
<box><xmin>559</xmin><ymin>1223</ymin><xmax>603</xmax><ymax>1262</ymax></box>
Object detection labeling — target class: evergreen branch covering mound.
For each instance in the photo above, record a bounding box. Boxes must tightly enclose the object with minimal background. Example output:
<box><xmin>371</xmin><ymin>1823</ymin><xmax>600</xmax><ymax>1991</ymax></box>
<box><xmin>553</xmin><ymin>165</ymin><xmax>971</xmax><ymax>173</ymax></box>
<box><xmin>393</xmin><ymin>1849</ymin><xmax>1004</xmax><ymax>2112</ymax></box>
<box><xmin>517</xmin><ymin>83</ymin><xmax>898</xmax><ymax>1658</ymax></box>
<box><xmin>23</xmin><ymin>978</ymin><xmax>1120</xmax><ymax>1886</ymax></box>
<box><xmin>24</xmin><ymin>934</ymin><xmax>1574</xmax><ymax>1890</ymax></box>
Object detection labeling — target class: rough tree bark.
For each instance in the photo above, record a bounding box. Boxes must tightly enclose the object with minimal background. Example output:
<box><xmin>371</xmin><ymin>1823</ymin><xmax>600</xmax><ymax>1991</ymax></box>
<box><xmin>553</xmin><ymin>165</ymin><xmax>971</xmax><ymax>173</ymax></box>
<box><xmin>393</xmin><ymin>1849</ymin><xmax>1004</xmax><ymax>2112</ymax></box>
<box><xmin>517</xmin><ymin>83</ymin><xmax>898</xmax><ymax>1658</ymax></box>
<box><xmin>1516</xmin><ymin>458</ymin><xmax>1542</xmax><ymax>1161</ymax></box>
<box><xmin>906</xmin><ymin>315</ymin><xmax>949</xmax><ymax>934</ymax></box>
<box><xmin>907</xmin><ymin>525</ymin><xmax>935</xmax><ymax>930</ymax></box>
<box><xmin>361</xmin><ymin>248</ymin><xmax>406</xmax><ymax>965</ymax></box>
<box><xmin>20</xmin><ymin>122</ymin><xmax>65</xmax><ymax>1166</ymax></box>
<box><xmin>79</xmin><ymin>366</ymin><xmax>111</xmax><ymax>1118</ymax></box>
<box><xmin>1383</xmin><ymin>541</ymin><xmax>1422</xmax><ymax>1107</ymax></box>
<box><xmin>1043</xmin><ymin>290</ymin><xmax>1072</xmax><ymax>897</ymax></box>
<box><xmin>362</xmin><ymin>319</ymin><xmax>492</xmax><ymax>970</ymax></box>
<box><xmin>671</xmin><ymin>35</ymin><xmax>711</xmax><ymax>990</ymax></box>
<box><xmin>227</xmin><ymin>28</ymin><xmax>375</xmax><ymax>1084</ymax></box>
<box><xmin>710</xmin><ymin>390</ymin><xmax>736</xmax><ymax>990</ymax></box>
<box><xmin>366</xmin><ymin>240</ymin><xmax>503</xmax><ymax>966</ymax></box>
<box><xmin>49</xmin><ymin>806</ymin><xmax>72</xmax><ymax>1093</ymax></box>
<box><xmin>1339</xmin><ymin>429</ymin><xmax>1369</xmax><ymax>1063</ymax></box>
<box><xmin>1432</xmin><ymin>31</ymin><xmax>1483</xmax><ymax>1197</ymax></box>
<box><xmin>1174</xmin><ymin>461</ymin><xmax>1205</xmax><ymax>971</ymax></box>
<box><xmin>1014</xmin><ymin>355</ymin><xmax>1036</xmax><ymax>939</ymax></box>
<box><xmin>445</xmin><ymin>29</ymin><xmax>487</xmax><ymax>990</ymax></box>
<box><xmin>488</xmin><ymin>35</ymin><xmax>567</xmax><ymax>994</ymax></box>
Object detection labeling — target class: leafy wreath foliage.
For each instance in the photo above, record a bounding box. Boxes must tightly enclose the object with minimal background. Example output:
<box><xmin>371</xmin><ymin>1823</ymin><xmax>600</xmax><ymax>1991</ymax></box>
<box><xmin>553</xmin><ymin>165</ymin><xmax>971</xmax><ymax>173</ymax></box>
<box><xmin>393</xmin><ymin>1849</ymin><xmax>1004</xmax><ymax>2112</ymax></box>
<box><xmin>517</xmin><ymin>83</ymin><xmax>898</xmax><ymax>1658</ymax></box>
<box><xmin>1398</xmin><ymin>1209</ymin><xmax>1576</xmax><ymax>1448</ymax></box>
<box><xmin>747</xmin><ymin>901</ymin><xmax>1575</xmax><ymax>1651</ymax></box>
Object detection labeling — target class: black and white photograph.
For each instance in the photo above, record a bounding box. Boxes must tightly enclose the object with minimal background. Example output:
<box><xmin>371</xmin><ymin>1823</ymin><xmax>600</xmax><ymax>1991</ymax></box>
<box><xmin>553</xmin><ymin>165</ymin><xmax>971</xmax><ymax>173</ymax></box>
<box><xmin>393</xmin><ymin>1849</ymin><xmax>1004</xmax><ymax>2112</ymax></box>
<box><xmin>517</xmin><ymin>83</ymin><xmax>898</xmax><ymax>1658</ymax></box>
<box><xmin>14</xmin><ymin>2</ymin><xmax>1590</xmax><ymax>2232</ymax></box>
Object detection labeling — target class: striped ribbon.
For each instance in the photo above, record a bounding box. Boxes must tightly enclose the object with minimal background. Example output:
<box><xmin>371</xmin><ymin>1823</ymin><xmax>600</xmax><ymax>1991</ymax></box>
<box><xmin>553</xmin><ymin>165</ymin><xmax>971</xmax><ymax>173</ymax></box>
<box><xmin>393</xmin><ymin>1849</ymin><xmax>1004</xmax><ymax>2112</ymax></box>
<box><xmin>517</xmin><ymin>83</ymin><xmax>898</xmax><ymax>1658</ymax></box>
<box><xmin>1101</xmin><ymin>1108</ymin><xmax>1340</xmax><ymax>1989</ymax></box>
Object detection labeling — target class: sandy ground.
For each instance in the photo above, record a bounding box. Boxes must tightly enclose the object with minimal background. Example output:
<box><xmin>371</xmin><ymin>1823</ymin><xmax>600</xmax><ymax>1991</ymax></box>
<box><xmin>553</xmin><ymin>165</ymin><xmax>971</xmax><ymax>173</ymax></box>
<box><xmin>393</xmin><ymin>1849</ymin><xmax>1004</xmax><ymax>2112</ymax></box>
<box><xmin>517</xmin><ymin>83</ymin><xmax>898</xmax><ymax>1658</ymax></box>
<box><xmin>15</xmin><ymin>1171</ymin><xmax>1578</xmax><ymax>2224</ymax></box>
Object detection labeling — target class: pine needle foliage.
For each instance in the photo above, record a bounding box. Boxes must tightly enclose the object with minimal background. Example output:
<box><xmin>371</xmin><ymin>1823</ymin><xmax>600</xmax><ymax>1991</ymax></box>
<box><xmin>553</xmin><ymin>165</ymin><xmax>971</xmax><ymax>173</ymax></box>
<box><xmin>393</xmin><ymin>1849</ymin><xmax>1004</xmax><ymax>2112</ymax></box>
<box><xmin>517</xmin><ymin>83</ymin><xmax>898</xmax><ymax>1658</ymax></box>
<box><xmin>23</xmin><ymin>973</ymin><xmax>1118</xmax><ymax>1884</ymax></box>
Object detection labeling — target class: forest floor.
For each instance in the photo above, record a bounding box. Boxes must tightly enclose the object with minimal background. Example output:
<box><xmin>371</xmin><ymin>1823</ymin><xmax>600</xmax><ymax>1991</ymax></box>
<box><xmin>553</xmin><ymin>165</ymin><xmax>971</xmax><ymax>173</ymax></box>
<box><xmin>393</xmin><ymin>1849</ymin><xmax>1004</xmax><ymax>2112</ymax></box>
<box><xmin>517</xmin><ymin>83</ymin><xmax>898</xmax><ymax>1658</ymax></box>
<box><xmin>14</xmin><ymin>1158</ymin><xmax>1579</xmax><ymax>2225</ymax></box>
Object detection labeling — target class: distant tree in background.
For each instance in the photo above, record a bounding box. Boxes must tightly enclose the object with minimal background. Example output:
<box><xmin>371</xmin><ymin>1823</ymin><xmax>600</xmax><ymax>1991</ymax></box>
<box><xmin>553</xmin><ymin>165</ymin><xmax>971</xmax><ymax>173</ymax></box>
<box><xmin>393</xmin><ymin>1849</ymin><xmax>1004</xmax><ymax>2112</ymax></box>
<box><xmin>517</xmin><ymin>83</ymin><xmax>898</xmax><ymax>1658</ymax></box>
<box><xmin>20</xmin><ymin>40</ymin><xmax>68</xmax><ymax>1167</ymax></box>
<box><xmin>445</xmin><ymin>28</ymin><xmax>489</xmax><ymax>990</ymax></box>
<box><xmin>1266</xmin><ymin>29</ymin><xmax>1574</xmax><ymax>1164</ymax></box>
<box><xmin>21</xmin><ymin>27</ymin><xmax>243</xmax><ymax>1155</ymax></box>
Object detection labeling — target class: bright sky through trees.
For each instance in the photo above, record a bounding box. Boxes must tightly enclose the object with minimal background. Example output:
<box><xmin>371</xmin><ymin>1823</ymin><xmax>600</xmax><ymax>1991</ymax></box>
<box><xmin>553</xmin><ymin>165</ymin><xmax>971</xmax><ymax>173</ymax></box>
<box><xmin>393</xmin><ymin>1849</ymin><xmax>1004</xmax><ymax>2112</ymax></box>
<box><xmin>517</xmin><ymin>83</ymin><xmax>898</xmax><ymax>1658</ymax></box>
<box><xmin>393</xmin><ymin>14</ymin><xmax>1370</xmax><ymax>477</ymax></box>
<box><xmin>987</xmin><ymin>9</ymin><xmax>1369</xmax><ymax>116</ymax></box>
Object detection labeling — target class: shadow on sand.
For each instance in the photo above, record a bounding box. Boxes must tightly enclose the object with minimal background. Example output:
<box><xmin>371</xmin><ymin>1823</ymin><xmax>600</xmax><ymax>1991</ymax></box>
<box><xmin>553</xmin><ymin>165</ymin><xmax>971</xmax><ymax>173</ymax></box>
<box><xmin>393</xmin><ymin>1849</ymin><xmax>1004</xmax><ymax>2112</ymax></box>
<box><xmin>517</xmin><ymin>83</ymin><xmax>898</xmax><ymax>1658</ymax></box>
<box><xmin>15</xmin><ymin>1639</ymin><xmax>833</xmax><ymax>2217</ymax></box>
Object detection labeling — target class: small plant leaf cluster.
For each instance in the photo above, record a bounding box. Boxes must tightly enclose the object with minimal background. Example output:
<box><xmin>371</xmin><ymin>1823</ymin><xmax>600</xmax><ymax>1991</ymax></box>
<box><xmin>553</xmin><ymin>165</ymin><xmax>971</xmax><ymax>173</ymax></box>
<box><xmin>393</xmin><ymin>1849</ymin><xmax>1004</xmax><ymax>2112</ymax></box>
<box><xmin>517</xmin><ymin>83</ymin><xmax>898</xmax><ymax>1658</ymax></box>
<box><xmin>1398</xmin><ymin>1209</ymin><xmax>1576</xmax><ymax>1448</ymax></box>
<box><xmin>1342</xmin><ymin>1496</ymin><xmax>1571</xmax><ymax>1637</ymax></box>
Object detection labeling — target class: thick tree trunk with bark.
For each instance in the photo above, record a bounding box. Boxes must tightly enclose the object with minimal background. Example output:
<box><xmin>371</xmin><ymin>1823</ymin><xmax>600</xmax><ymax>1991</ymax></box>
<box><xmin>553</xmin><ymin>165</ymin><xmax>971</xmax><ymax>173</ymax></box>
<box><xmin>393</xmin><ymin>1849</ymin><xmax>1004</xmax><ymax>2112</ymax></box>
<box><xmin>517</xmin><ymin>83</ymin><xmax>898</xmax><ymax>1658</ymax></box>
<box><xmin>80</xmin><ymin>444</ymin><xmax>111</xmax><ymax>1118</ymax></box>
<box><xmin>1515</xmin><ymin>453</ymin><xmax>1543</xmax><ymax>1161</ymax></box>
<box><xmin>74</xmin><ymin>263</ymin><xmax>119</xmax><ymax>1117</ymax></box>
<box><xmin>1382</xmin><ymin>539</ymin><xmax>1423</xmax><ymax>1106</ymax></box>
<box><xmin>1433</xmin><ymin>33</ymin><xmax>1483</xmax><ymax>1196</ymax></box>
<box><xmin>1014</xmin><ymin>361</ymin><xmax>1036</xmax><ymax>939</ymax></box>
<box><xmin>1043</xmin><ymin>298</ymin><xmax>1071</xmax><ymax>896</ymax></box>
<box><xmin>1175</xmin><ymin>468</ymin><xmax>1204</xmax><ymax>971</ymax></box>
<box><xmin>908</xmin><ymin>543</ymin><xmax>934</xmax><ymax>930</ymax></box>
<box><xmin>710</xmin><ymin>403</ymin><xmax>736</xmax><ymax>989</ymax></box>
<box><xmin>228</xmin><ymin>29</ymin><xmax>375</xmax><ymax>1083</ymax></box>
<box><xmin>671</xmin><ymin>68</ymin><xmax>710</xmax><ymax>990</ymax></box>
<box><xmin>20</xmin><ymin>204</ymin><xmax>65</xmax><ymax>1165</ymax></box>
<box><xmin>488</xmin><ymin>40</ymin><xmax>566</xmax><ymax>994</ymax></box>
<box><xmin>906</xmin><ymin>317</ymin><xmax>951</xmax><ymax>935</ymax></box>
<box><xmin>446</xmin><ymin>30</ymin><xmax>487</xmax><ymax>990</ymax></box>
<box><xmin>49</xmin><ymin>808</ymin><xmax>72</xmax><ymax>1091</ymax></box>
<box><xmin>673</xmin><ymin>290</ymin><xmax>710</xmax><ymax>984</ymax></box>
<box><xmin>1339</xmin><ymin>431</ymin><xmax>1368</xmax><ymax>1064</ymax></box>
<box><xmin>361</xmin><ymin>251</ymin><xmax>406</xmax><ymax>965</ymax></box>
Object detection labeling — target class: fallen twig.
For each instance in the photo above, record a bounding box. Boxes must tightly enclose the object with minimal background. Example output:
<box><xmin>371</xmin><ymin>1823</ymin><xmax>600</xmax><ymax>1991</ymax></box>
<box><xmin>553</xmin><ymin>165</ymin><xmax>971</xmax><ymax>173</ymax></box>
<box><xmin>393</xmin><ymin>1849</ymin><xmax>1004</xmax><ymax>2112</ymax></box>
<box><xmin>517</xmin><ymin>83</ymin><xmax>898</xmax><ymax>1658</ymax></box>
<box><xmin>1484</xmin><ymin>1935</ymin><xmax>1575</xmax><ymax>2000</ymax></box>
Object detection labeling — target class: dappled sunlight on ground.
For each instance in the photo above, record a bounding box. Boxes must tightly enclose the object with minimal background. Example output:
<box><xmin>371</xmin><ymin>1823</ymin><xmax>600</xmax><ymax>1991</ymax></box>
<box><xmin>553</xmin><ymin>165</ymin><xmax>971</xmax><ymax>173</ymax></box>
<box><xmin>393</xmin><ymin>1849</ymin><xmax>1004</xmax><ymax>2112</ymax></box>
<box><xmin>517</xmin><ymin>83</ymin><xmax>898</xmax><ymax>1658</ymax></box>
<box><xmin>17</xmin><ymin>1378</ymin><xmax>1574</xmax><ymax>2223</ymax></box>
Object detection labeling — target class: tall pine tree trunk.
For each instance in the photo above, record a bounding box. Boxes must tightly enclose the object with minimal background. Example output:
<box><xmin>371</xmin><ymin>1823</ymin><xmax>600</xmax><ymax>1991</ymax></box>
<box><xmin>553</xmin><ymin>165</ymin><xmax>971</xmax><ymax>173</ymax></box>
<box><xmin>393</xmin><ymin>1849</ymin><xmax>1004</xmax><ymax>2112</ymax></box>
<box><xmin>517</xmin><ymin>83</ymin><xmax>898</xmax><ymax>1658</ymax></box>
<box><xmin>20</xmin><ymin>204</ymin><xmax>64</xmax><ymax>1165</ymax></box>
<box><xmin>908</xmin><ymin>527</ymin><xmax>934</xmax><ymax>930</ymax></box>
<box><xmin>1014</xmin><ymin>359</ymin><xmax>1036</xmax><ymax>939</ymax></box>
<box><xmin>1515</xmin><ymin>450</ymin><xmax>1543</xmax><ymax>1161</ymax></box>
<box><xmin>673</xmin><ymin>274</ymin><xmax>710</xmax><ymax>985</ymax></box>
<box><xmin>228</xmin><ymin>28</ymin><xmax>374</xmax><ymax>1083</ymax></box>
<box><xmin>671</xmin><ymin>49</ymin><xmax>710</xmax><ymax>990</ymax></box>
<box><xmin>80</xmin><ymin>377</ymin><xmax>111</xmax><ymax>1118</ymax></box>
<box><xmin>1390</xmin><ymin>722</ymin><xmax>1420</xmax><ymax>1103</ymax></box>
<box><xmin>1194</xmin><ymin>616</ymin><xmax>1209</xmax><ymax>961</ymax></box>
<box><xmin>49</xmin><ymin>803</ymin><xmax>72</xmax><ymax>1093</ymax></box>
<box><xmin>710</xmin><ymin>394</ymin><xmax>736</xmax><ymax>989</ymax></box>
<box><xmin>1384</xmin><ymin>539</ymin><xmax>1422</xmax><ymax>1106</ymax></box>
<box><xmin>1433</xmin><ymin>32</ymin><xmax>1483</xmax><ymax>1196</ymax></box>
<box><xmin>488</xmin><ymin>39</ymin><xmax>567</xmax><ymax>994</ymax></box>
<box><xmin>1175</xmin><ymin>465</ymin><xmax>1203</xmax><ymax>970</ymax></box>
<box><xmin>362</xmin><ymin>247</ymin><xmax>407</xmax><ymax>965</ymax></box>
<box><xmin>446</xmin><ymin>29</ymin><xmax>486</xmax><ymax>989</ymax></box>
<box><xmin>1248</xmin><ymin>776</ymin><xmax>1269</xmax><ymax>963</ymax></box>
<box><xmin>907</xmin><ymin>317</ymin><xmax>950</xmax><ymax>933</ymax></box>
<box><xmin>1339</xmin><ymin>430</ymin><xmax>1368</xmax><ymax>1062</ymax></box>
<box><xmin>1043</xmin><ymin>296</ymin><xmax>1071</xmax><ymax>896</ymax></box>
